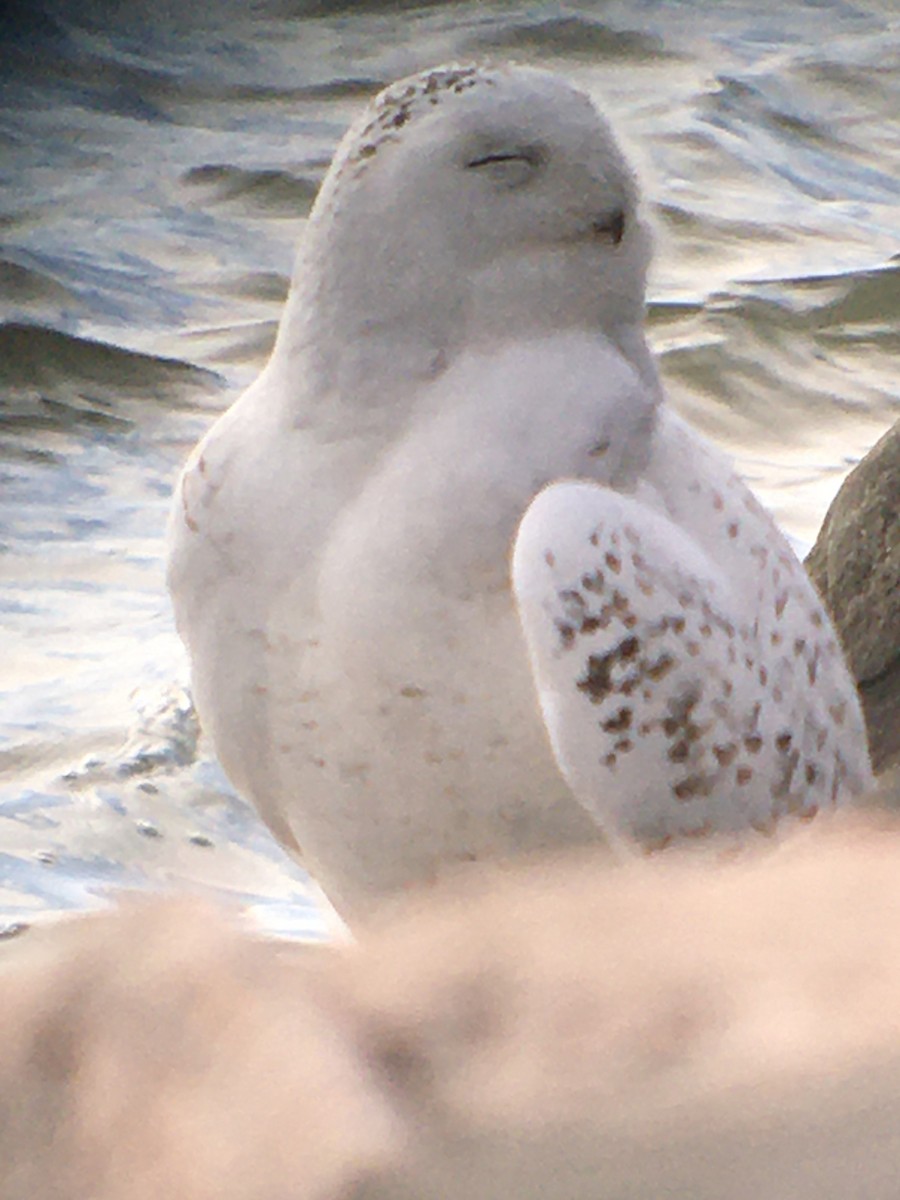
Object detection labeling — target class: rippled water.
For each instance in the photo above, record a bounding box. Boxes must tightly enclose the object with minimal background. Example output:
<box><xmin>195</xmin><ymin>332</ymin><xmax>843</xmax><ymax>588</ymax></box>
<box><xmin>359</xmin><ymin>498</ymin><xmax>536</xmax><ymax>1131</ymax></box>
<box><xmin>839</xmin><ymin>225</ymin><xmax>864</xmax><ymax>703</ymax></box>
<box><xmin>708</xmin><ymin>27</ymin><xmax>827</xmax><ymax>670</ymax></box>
<box><xmin>1</xmin><ymin>0</ymin><xmax>898</xmax><ymax>936</ymax></box>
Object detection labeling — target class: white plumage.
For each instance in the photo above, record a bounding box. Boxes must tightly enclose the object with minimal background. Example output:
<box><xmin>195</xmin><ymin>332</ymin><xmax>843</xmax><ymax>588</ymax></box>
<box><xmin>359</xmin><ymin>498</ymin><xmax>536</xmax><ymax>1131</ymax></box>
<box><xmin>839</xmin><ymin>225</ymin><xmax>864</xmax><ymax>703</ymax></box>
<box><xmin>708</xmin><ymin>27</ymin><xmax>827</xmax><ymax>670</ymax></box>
<box><xmin>168</xmin><ymin>63</ymin><xmax>872</xmax><ymax>919</ymax></box>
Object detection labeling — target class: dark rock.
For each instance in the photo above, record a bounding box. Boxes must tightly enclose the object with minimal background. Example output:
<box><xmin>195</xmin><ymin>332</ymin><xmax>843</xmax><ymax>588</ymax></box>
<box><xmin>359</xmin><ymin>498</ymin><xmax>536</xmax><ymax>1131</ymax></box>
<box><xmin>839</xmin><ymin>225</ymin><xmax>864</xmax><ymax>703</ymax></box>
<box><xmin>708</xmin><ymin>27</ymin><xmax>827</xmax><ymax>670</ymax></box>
<box><xmin>807</xmin><ymin>420</ymin><xmax>900</xmax><ymax>773</ymax></box>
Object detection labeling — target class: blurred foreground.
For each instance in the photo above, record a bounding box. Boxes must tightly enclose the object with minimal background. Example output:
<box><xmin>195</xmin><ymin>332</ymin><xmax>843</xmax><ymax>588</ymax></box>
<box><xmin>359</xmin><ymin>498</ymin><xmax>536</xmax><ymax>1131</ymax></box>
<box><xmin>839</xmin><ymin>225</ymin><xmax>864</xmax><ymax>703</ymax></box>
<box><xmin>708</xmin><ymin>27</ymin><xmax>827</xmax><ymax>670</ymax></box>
<box><xmin>3</xmin><ymin>813</ymin><xmax>900</xmax><ymax>1200</ymax></box>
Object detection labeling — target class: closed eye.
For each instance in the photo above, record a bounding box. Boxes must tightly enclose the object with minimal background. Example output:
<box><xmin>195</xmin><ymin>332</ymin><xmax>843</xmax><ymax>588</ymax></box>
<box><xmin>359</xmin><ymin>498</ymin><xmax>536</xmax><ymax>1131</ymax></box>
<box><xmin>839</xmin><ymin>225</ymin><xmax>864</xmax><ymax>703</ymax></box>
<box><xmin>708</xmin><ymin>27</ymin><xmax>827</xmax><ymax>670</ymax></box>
<box><xmin>465</xmin><ymin>150</ymin><xmax>541</xmax><ymax>189</ymax></box>
<box><xmin>466</xmin><ymin>152</ymin><xmax>536</xmax><ymax>169</ymax></box>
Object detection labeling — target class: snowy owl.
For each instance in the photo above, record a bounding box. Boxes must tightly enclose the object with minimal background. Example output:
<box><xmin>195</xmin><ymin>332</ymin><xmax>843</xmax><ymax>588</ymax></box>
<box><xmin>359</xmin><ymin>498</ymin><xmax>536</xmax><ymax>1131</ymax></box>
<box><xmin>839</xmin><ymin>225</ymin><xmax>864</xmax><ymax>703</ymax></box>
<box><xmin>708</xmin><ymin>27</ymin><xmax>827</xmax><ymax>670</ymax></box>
<box><xmin>168</xmin><ymin>63</ymin><xmax>872</xmax><ymax>919</ymax></box>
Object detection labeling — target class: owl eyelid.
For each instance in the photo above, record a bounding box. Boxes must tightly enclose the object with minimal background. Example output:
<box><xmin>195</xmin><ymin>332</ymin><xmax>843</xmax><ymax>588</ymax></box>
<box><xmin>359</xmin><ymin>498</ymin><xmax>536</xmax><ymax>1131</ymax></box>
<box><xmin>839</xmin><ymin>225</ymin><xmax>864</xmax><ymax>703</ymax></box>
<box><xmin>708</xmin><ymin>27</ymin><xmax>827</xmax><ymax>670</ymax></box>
<box><xmin>466</xmin><ymin>151</ymin><xmax>538</xmax><ymax>169</ymax></box>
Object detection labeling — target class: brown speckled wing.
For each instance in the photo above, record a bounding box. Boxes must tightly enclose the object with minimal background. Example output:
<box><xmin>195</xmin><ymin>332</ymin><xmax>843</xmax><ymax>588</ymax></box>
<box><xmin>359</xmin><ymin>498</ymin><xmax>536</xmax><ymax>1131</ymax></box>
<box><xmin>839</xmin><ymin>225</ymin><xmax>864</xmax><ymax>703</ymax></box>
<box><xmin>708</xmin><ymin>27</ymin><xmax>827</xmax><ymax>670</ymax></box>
<box><xmin>513</xmin><ymin>475</ymin><xmax>870</xmax><ymax>853</ymax></box>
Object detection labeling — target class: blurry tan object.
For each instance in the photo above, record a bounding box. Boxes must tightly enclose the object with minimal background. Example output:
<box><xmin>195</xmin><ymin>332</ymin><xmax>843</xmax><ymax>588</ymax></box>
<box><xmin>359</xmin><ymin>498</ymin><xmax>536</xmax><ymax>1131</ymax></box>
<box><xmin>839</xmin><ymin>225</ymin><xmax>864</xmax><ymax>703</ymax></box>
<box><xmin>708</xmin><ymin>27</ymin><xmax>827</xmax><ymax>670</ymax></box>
<box><xmin>4</xmin><ymin>818</ymin><xmax>900</xmax><ymax>1198</ymax></box>
<box><xmin>0</xmin><ymin>903</ymin><xmax>398</xmax><ymax>1200</ymax></box>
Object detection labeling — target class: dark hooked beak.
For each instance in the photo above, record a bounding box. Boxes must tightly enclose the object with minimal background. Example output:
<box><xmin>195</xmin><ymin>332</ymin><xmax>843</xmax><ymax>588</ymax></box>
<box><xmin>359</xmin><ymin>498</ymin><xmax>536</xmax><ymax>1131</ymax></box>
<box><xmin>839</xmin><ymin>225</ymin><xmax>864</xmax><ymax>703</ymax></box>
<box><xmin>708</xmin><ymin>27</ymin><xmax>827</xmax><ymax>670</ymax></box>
<box><xmin>592</xmin><ymin>209</ymin><xmax>625</xmax><ymax>245</ymax></box>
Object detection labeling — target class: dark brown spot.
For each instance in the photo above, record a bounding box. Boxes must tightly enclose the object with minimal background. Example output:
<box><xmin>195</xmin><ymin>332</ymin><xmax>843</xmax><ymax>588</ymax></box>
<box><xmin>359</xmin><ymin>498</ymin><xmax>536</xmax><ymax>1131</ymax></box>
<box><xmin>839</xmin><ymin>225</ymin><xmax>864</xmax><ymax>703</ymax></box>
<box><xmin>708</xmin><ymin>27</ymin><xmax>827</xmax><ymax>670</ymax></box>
<box><xmin>727</xmin><ymin>521</ymin><xmax>739</xmax><ymax>538</ymax></box>
<box><xmin>712</xmin><ymin>491</ymin><xmax>724</xmax><ymax>511</ymax></box>
<box><xmin>687</xmin><ymin>641</ymin><xmax>701</xmax><ymax>657</ymax></box>
<box><xmin>619</xmin><ymin>636</ymin><xmax>640</xmax><ymax>660</ymax></box>
<box><xmin>614</xmin><ymin>738</ymin><xmax>633</xmax><ymax>753</ymax></box>
<box><xmin>672</xmin><ymin>774</ymin><xmax>711</xmax><ymax>801</ymax></box>
<box><xmin>589</xmin><ymin>438</ymin><xmax>610</xmax><ymax>458</ymax></box>
<box><xmin>646</xmin><ymin>653</ymin><xmax>675</xmax><ymax>680</ymax></box>
<box><xmin>774</xmin><ymin>591</ymin><xmax>788</xmax><ymax>617</ymax></box>
<box><xmin>831</xmin><ymin>765</ymin><xmax>841</xmax><ymax>804</ymax></box>
<box><xmin>714</xmin><ymin>743</ymin><xmax>737</xmax><ymax>767</ymax></box>
<box><xmin>589</xmin><ymin>532</ymin><xmax>599</xmax><ymax>546</ymax></box>
<box><xmin>579</xmin><ymin>616</ymin><xmax>603</xmax><ymax>635</ymax></box>
<box><xmin>684</xmin><ymin>821</ymin><xmax>714</xmax><ymax>840</ymax></box>
<box><xmin>775</xmin><ymin>732</ymin><xmax>793</xmax><ymax>753</ymax></box>
<box><xmin>828</xmin><ymin>702</ymin><xmax>846</xmax><ymax>726</ymax></box>
<box><xmin>750</xmin><ymin>815</ymin><xmax>778</xmax><ymax>837</ymax></box>
<box><xmin>668</xmin><ymin>740</ymin><xmax>690</xmax><ymax>763</ymax></box>
<box><xmin>793</xmin><ymin>637</ymin><xmax>806</xmax><ymax>656</ymax></box>
<box><xmin>428</xmin><ymin>348</ymin><xmax>448</xmax><ymax>378</ymax></box>
<box><xmin>578</xmin><ymin>654</ymin><xmax>614</xmax><ymax>702</ymax></box>
<box><xmin>661</xmin><ymin>689</ymin><xmax>704</xmax><ymax>757</ymax></box>
<box><xmin>805</xmin><ymin>763</ymin><xmax>818</xmax><ymax>785</ymax></box>
<box><xmin>556</xmin><ymin>621</ymin><xmax>576</xmax><ymax>649</ymax></box>
<box><xmin>581</xmin><ymin>570</ymin><xmax>604</xmax><ymax>593</ymax></box>
<box><xmin>560</xmin><ymin>588</ymin><xmax>585</xmax><ymax>611</ymax></box>
<box><xmin>771</xmin><ymin>747</ymin><xmax>800</xmax><ymax>799</ymax></box>
<box><xmin>758</xmin><ymin>667</ymin><xmax>768</xmax><ymax>686</ymax></box>
<box><xmin>605</xmin><ymin>552</ymin><xmax>622</xmax><ymax>574</ymax></box>
<box><xmin>811</xmin><ymin>610</ymin><xmax>823</xmax><ymax>628</ymax></box>
<box><xmin>770</xmin><ymin>631</ymin><xmax>782</xmax><ymax>646</ymax></box>
<box><xmin>736</xmin><ymin>766</ymin><xmax>753</xmax><ymax>785</ymax></box>
<box><xmin>602</xmin><ymin>707</ymin><xmax>633</xmax><ymax>733</ymax></box>
<box><xmin>644</xmin><ymin>833</ymin><xmax>674</xmax><ymax>852</ymax></box>
<box><xmin>744</xmin><ymin>735</ymin><xmax>762</xmax><ymax>755</ymax></box>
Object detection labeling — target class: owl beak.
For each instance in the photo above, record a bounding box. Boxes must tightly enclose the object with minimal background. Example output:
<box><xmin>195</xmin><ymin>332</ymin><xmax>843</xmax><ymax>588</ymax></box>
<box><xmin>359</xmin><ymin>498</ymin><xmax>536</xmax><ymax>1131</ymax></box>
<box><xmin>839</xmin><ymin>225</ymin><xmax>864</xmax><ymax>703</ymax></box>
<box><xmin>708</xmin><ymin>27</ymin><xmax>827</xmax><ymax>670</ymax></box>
<box><xmin>592</xmin><ymin>209</ymin><xmax>625</xmax><ymax>245</ymax></box>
